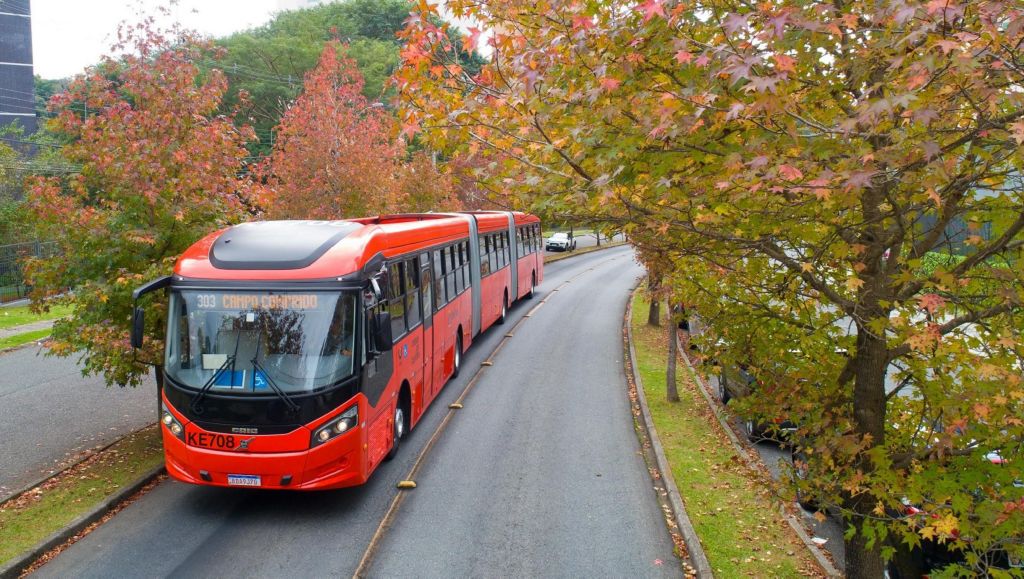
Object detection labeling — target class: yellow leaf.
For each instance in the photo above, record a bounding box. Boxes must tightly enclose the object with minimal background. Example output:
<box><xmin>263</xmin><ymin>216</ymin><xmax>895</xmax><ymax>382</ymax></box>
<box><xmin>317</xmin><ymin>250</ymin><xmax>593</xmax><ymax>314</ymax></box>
<box><xmin>934</xmin><ymin>514</ymin><xmax>959</xmax><ymax>537</ymax></box>
<box><xmin>845</xmin><ymin>276</ymin><xmax>864</xmax><ymax>291</ymax></box>
<box><xmin>801</xmin><ymin>262</ymin><xmax>813</xmax><ymax>273</ymax></box>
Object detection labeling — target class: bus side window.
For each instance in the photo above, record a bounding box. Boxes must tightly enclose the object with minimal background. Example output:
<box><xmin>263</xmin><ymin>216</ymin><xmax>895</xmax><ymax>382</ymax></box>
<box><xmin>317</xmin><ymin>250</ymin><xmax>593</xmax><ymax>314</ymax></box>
<box><xmin>491</xmin><ymin>233</ymin><xmax>499</xmax><ymax>272</ymax></box>
<box><xmin>405</xmin><ymin>258</ymin><xmax>421</xmax><ymax>329</ymax></box>
<box><xmin>452</xmin><ymin>246</ymin><xmax>463</xmax><ymax>294</ymax></box>
<box><xmin>495</xmin><ymin>233</ymin><xmax>503</xmax><ymax>268</ymax></box>
<box><xmin>497</xmin><ymin>233</ymin><xmax>505</xmax><ymax>268</ymax></box>
<box><xmin>388</xmin><ymin>263</ymin><xmax>406</xmax><ymax>340</ymax></box>
<box><xmin>461</xmin><ymin>242</ymin><xmax>470</xmax><ymax>287</ymax></box>
<box><xmin>457</xmin><ymin>242</ymin><xmax>466</xmax><ymax>289</ymax></box>
<box><xmin>432</xmin><ymin>249</ymin><xmax>445</xmax><ymax>309</ymax></box>
<box><xmin>419</xmin><ymin>253</ymin><xmax>433</xmax><ymax>317</ymax></box>
<box><xmin>479</xmin><ymin>237</ymin><xmax>490</xmax><ymax>277</ymax></box>
<box><xmin>445</xmin><ymin>246</ymin><xmax>456</xmax><ymax>298</ymax></box>
<box><xmin>365</xmin><ymin>301</ymin><xmax>385</xmax><ymax>359</ymax></box>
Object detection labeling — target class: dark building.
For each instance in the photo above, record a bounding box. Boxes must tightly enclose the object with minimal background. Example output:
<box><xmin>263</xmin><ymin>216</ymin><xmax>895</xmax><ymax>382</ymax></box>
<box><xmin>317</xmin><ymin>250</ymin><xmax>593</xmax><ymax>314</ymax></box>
<box><xmin>0</xmin><ymin>0</ymin><xmax>36</xmax><ymax>136</ymax></box>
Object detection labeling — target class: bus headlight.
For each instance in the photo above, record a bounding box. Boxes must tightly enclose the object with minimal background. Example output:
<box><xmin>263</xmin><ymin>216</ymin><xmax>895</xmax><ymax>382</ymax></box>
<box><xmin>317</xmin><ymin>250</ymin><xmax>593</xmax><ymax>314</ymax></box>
<box><xmin>312</xmin><ymin>405</ymin><xmax>358</xmax><ymax>447</ymax></box>
<box><xmin>161</xmin><ymin>403</ymin><xmax>185</xmax><ymax>441</ymax></box>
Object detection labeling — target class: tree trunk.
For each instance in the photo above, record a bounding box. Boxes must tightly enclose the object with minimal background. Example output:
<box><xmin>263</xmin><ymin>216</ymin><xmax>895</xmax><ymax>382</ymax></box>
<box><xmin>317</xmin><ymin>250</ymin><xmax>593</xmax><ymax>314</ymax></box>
<box><xmin>596</xmin><ymin>231</ymin><xmax>601</xmax><ymax>246</ymax></box>
<box><xmin>843</xmin><ymin>326</ymin><xmax>890</xmax><ymax>578</ymax></box>
<box><xmin>846</xmin><ymin>517</ymin><xmax>885</xmax><ymax>579</ymax></box>
<box><xmin>647</xmin><ymin>281</ymin><xmax>661</xmax><ymax>326</ymax></box>
<box><xmin>647</xmin><ymin>301</ymin><xmax>661</xmax><ymax>326</ymax></box>
<box><xmin>666</xmin><ymin>318</ymin><xmax>680</xmax><ymax>402</ymax></box>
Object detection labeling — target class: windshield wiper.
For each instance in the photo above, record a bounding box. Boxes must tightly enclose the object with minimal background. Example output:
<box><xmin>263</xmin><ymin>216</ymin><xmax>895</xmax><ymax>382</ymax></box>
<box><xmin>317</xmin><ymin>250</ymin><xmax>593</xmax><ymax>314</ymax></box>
<box><xmin>250</xmin><ymin>332</ymin><xmax>300</xmax><ymax>414</ymax></box>
<box><xmin>191</xmin><ymin>325</ymin><xmax>244</xmax><ymax>413</ymax></box>
<box><xmin>190</xmin><ymin>355</ymin><xmax>235</xmax><ymax>413</ymax></box>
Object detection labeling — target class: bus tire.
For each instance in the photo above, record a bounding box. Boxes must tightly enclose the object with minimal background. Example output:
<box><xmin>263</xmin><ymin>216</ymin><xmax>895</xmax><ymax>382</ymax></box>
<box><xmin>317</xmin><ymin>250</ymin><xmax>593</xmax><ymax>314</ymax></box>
<box><xmin>386</xmin><ymin>388</ymin><xmax>409</xmax><ymax>461</ymax></box>
<box><xmin>497</xmin><ymin>291</ymin><xmax>508</xmax><ymax>325</ymax></box>
<box><xmin>526</xmin><ymin>272</ymin><xmax>536</xmax><ymax>299</ymax></box>
<box><xmin>451</xmin><ymin>333</ymin><xmax>463</xmax><ymax>379</ymax></box>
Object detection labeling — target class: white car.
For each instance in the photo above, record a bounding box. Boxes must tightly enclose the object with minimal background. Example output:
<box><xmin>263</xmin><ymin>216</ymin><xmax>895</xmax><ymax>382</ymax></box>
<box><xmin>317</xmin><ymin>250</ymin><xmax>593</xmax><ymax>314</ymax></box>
<box><xmin>545</xmin><ymin>232</ymin><xmax>576</xmax><ymax>252</ymax></box>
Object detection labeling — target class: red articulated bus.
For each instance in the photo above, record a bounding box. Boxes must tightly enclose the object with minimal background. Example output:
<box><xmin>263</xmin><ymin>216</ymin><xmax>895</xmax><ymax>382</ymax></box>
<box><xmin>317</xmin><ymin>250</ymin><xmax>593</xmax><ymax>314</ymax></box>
<box><xmin>131</xmin><ymin>211</ymin><xmax>543</xmax><ymax>490</ymax></box>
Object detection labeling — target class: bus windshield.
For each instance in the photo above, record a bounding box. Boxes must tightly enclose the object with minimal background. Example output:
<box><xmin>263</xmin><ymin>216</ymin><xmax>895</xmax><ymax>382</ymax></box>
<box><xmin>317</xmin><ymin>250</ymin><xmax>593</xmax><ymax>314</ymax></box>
<box><xmin>166</xmin><ymin>290</ymin><xmax>359</xmax><ymax>394</ymax></box>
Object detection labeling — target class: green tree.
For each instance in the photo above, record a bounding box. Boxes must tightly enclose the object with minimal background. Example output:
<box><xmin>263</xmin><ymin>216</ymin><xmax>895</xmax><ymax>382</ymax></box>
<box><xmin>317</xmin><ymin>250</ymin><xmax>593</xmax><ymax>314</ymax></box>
<box><xmin>396</xmin><ymin>1</ymin><xmax>1024</xmax><ymax>576</ymax></box>
<box><xmin>215</xmin><ymin>0</ymin><xmax>431</xmax><ymax>158</ymax></box>
<box><xmin>24</xmin><ymin>19</ymin><xmax>255</xmax><ymax>387</ymax></box>
<box><xmin>34</xmin><ymin>75</ymin><xmax>68</xmax><ymax>114</ymax></box>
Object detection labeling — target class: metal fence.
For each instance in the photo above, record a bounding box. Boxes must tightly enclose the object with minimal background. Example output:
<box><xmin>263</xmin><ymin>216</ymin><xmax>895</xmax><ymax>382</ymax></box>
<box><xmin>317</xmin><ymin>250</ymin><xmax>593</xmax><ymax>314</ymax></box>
<box><xmin>0</xmin><ymin>241</ymin><xmax>56</xmax><ymax>304</ymax></box>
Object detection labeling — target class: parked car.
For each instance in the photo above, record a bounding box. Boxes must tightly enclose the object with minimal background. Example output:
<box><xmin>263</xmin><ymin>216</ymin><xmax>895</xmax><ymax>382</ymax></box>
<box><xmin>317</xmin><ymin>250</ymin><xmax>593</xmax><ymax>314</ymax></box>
<box><xmin>545</xmin><ymin>232</ymin><xmax>576</xmax><ymax>252</ymax></box>
<box><xmin>718</xmin><ymin>360</ymin><xmax>799</xmax><ymax>442</ymax></box>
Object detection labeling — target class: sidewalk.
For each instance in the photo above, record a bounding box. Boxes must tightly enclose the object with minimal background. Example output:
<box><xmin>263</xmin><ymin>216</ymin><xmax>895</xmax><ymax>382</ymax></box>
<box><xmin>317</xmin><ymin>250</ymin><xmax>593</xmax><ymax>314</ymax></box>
<box><xmin>0</xmin><ymin>298</ymin><xmax>30</xmax><ymax>308</ymax></box>
<box><xmin>0</xmin><ymin>319</ymin><xmax>56</xmax><ymax>341</ymax></box>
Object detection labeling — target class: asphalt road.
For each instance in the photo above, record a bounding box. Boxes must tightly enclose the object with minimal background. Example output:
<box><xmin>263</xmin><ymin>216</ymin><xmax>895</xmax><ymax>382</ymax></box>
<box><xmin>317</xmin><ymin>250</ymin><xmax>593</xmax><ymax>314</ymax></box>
<box><xmin>32</xmin><ymin>246</ymin><xmax>681</xmax><ymax>578</ymax></box>
<box><xmin>0</xmin><ymin>344</ymin><xmax>155</xmax><ymax>497</ymax></box>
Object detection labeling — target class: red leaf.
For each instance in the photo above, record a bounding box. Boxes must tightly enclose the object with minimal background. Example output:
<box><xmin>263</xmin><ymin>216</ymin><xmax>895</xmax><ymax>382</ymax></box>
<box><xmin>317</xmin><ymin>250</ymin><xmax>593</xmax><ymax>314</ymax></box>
<box><xmin>635</xmin><ymin>0</ymin><xmax>666</xmax><ymax>22</ymax></box>
<box><xmin>778</xmin><ymin>164</ymin><xmax>804</xmax><ymax>181</ymax></box>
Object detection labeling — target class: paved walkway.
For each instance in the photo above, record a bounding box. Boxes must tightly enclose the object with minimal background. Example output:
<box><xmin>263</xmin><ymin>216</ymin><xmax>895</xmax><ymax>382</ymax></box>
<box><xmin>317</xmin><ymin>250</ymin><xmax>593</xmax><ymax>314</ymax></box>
<box><xmin>0</xmin><ymin>319</ymin><xmax>56</xmax><ymax>340</ymax></box>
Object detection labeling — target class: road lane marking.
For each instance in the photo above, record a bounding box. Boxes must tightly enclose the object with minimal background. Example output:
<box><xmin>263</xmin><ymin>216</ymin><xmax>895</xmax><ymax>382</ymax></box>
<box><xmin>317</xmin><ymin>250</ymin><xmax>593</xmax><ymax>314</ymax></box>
<box><xmin>352</xmin><ymin>249</ymin><xmax>629</xmax><ymax>578</ymax></box>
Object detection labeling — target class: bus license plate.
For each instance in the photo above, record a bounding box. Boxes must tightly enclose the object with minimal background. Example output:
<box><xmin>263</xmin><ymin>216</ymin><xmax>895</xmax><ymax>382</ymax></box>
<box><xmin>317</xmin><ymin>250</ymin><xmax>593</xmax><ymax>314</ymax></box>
<box><xmin>186</xmin><ymin>431</ymin><xmax>239</xmax><ymax>450</ymax></box>
<box><xmin>227</xmin><ymin>474</ymin><xmax>261</xmax><ymax>487</ymax></box>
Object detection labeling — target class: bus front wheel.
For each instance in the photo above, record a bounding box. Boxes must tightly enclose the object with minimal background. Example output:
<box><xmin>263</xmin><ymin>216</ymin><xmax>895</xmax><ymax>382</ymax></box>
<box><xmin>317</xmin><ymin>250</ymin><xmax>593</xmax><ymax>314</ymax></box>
<box><xmin>451</xmin><ymin>334</ymin><xmax>463</xmax><ymax>379</ymax></box>
<box><xmin>386</xmin><ymin>402</ymin><xmax>405</xmax><ymax>461</ymax></box>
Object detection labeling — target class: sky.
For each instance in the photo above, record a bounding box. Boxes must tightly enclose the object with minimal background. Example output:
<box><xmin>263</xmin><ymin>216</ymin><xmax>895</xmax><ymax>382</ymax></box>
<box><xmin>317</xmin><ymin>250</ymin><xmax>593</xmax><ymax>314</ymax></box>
<box><xmin>30</xmin><ymin>1</ymin><xmax>287</xmax><ymax>79</ymax></box>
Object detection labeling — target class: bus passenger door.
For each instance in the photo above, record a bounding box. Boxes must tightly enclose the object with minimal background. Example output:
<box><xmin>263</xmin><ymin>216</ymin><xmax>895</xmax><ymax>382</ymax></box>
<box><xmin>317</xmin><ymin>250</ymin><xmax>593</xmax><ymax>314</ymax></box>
<box><xmin>419</xmin><ymin>253</ymin><xmax>436</xmax><ymax>401</ymax></box>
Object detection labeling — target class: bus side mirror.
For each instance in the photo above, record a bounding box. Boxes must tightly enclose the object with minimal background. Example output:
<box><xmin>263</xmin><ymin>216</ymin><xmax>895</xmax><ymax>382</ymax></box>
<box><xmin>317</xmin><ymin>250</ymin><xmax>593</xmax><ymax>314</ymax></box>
<box><xmin>373</xmin><ymin>312</ymin><xmax>393</xmax><ymax>352</ymax></box>
<box><xmin>130</xmin><ymin>307</ymin><xmax>145</xmax><ymax>349</ymax></box>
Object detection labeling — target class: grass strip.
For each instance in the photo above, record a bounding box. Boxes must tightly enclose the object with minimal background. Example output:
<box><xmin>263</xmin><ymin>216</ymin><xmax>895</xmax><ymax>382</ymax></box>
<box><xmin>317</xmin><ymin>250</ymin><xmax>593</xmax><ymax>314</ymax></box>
<box><xmin>0</xmin><ymin>328</ymin><xmax>52</xmax><ymax>351</ymax></box>
<box><xmin>0</xmin><ymin>426</ymin><xmax>163</xmax><ymax>565</ymax></box>
<box><xmin>0</xmin><ymin>304</ymin><xmax>72</xmax><ymax>331</ymax></box>
<box><xmin>630</xmin><ymin>293</ymin><xmax>821</xmax><ymax>577</ymax></box>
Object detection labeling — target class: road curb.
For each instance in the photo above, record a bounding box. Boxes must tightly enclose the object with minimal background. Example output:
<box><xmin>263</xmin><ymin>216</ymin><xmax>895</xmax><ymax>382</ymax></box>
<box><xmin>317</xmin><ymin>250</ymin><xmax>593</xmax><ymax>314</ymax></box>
<box><xmin>677</xmin><ymin>337</ymin><xmax>842</xmax><ymax>578</ymax></box>
<box><xmin>0</xmin><ymin>334</ymin><xmax>50</xmax><ymax>356</ymax></box>
<box><xmin>624</xmin><ymin>287</ymin><xmax>714</xmax><ymax>579</ymax></box>
<box><xmin>0</xmin><ymin>464</ymin><xmax>166</xmax><ymax>579</ymax></box>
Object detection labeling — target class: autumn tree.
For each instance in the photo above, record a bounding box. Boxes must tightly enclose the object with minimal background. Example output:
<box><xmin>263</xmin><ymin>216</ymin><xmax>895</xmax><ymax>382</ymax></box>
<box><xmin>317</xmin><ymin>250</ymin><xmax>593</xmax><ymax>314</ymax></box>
<box><xmin>396</xmin><ymin>1</ymin><xmax>1024</xmax><ymax>576</ymax></box>
<box><xmin>24</xmin><ymin>19</ymin><xmax>255</xmax><ymax>387</ymax></box>
<box><xmin>259</xmin><ymin>41</ymin><xmax>399</xmax><ymax>219</ymax></box>
<box><xmin>261</xmin><ymin>41</ymin><xmax>458</xmax><ymax>219</ymax></box>
<box><xmin>394</xmin><ymin>150</ymin><xmax>460</xmax><ymax>213</ymax></box>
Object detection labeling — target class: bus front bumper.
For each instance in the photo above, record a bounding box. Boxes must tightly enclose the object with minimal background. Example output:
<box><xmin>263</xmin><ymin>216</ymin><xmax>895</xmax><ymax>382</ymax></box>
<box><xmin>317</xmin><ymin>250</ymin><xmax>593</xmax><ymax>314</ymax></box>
<box><xmin>162</xmin><ymin>427</ymin><xmax>369</xmax><ymax>490</ymax></box>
